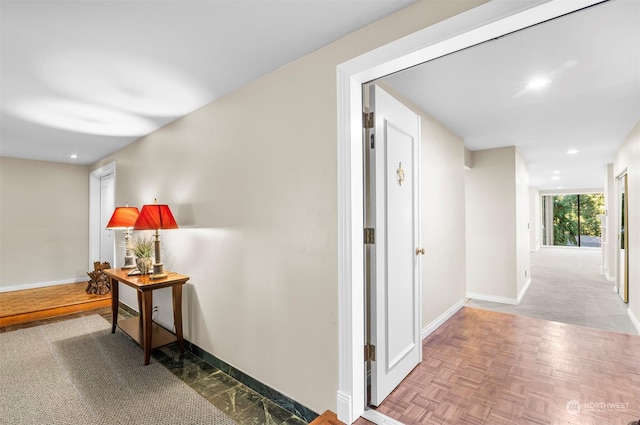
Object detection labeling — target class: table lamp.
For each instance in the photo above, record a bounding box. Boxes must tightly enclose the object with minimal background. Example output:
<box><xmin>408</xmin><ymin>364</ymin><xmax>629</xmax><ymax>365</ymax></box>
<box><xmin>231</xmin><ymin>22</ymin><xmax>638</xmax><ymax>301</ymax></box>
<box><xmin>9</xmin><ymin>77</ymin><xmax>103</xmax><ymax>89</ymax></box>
<box><xmin>133</xmin><ymin>199</ymin><xmax>178</xmax><ymax>279</ymax></box>
<box><xmin>106</xmin><ymin>204</ymin><xmax>140</xmax><ymax>269</ymax></box>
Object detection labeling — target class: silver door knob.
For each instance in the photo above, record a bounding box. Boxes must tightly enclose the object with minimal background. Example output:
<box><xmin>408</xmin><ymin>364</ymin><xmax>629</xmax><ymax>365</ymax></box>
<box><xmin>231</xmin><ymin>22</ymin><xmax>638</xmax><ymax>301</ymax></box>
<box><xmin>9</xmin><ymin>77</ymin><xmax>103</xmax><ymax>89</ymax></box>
<box><xmin>416</xmin><ymin>248</ymin><xmax>425</xmax><ymax>255</ymax></box>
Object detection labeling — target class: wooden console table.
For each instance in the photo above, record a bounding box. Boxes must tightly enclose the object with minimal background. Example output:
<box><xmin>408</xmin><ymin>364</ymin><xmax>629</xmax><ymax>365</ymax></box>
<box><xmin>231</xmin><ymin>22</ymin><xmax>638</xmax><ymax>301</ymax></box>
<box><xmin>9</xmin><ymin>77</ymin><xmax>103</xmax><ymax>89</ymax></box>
<box><xmin>104</xmin><ymin>268</ymin><xmax>189</xmax><ymax>365</ymax></box>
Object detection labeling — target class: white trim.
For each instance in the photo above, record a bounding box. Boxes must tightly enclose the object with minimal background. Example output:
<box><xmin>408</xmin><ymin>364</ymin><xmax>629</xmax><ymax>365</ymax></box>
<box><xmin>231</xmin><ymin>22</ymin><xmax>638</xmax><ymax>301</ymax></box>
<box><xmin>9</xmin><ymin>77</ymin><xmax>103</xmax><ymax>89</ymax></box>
<box><xmin>421</xmin><ymin>299</ymin><xmax>464</xmax><ymax>341</ymax></box>
<box><xmin>336</xmin><ymin>1</ymin><xmax>603</xmax><ymax>423</ymax></box>
<box><xmin>605</xmin><ymin>269</ymin><xmax>615</xmax><ymax>282</ymax></box>
<box><xmin>466</xmin><ymin>292</ymin><xmax>518</xmax><ymax>305</ymax></box>
<box><xmin>627</xmin><ymin>309</ymin><xmax>640</xmax><ymax>335</ymax></box>
<box><xmin>615</xmin><ymin>168</ymin><xmax>628</xmax><ymax>180</ymax></box>
<box><xmin>336</xmin><ymin>391</ymin><xmax>352</xmax><ymax>424</ymax></box>
<box><xmin>89</xmin><ymin>162</ymin><xmax>116</xmax><ymax>271</ymax></box>
<box><xmin>540</xmin><ymin>245</ymin><xmax>600</xmax><ymax>251</ymax></box>
<box><xmin>0</xmin><ymin>277</ymin><xmax>87</xmax><ymax>293</ymax></box>
<box><xmin>539</xmin><ymin>187</ymin><xmax>604</xmax><ymax>196</ymax></box>
<box><xmin>361</xmin><ymin>409</ymin><xmax>407</xmax><ymax>425</ymax></box>
<box><xmin>517</xmin><ymin>277</ymin><xmax>532</xmax><ymax>304</ymax></box>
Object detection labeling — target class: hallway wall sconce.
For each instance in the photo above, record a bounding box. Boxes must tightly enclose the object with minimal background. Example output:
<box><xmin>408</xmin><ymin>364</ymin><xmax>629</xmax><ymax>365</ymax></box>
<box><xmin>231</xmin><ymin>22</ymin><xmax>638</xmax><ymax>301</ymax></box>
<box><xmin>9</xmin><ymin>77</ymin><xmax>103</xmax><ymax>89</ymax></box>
<box><xmin>133</xmin><ymin>199</ymin><xmax>178</xmax><ymax>279</ymax></box>
<box><xmin>106</xmin><ymin>204</ymin><xmax>140</xmax><ymax>269</ymax></box>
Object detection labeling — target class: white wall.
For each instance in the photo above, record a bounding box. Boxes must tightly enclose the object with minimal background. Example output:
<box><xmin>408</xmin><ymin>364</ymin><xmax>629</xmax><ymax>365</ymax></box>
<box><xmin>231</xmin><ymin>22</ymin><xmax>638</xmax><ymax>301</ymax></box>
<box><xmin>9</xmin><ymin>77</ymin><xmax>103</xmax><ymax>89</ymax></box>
<box><xmin>465</xmin><ymin>147</ymin><xmax>530</xmax><ymax>303</ymax></box>
<box><xmin>465</xmin><ymin>147</ymin><xmax>518</xmax><ymax>301</ymax></box>
<box><xmin>515</xmin><ymin>151</ymin><xmax>531</xmax><ymax>297</ymax></box>
<box><xmin>377</xmin><ymin>82</ymin><xmax>467</xmax><ymax>331</ymax></box>
<box><xmin>604</xmin><ymin>163</ymin><xmax>616</xmax><ymax>281</ymax></box>
<box><xmin>89</xmin><ymin>0</ymin><xmax>489</xmax><ymax>413</ymax></box>
<box><xmin>529</xmin><ymin>187</ymin><xmax>541</xmax><ymax>252</ymax></box>
<box><xmin>420</xmin><ymin>107</ymin><xmax>467</xmax><ymax>328</ymax></box>
<box><xmin>614</xmin><ymin>119</ymin><xmax>640</xmax><ymax>326</ymax></box>
<box><xmin>0</xmin><ymin>157</ymin><xmax>89</xmax><ymax>291</ymax></box>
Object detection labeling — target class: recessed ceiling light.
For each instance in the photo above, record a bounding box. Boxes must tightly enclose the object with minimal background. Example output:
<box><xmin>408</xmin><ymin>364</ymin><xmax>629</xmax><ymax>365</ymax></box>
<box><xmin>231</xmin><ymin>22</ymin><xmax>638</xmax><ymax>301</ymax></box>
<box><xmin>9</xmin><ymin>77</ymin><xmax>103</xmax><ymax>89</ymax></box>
<box><xmin>552</xmin><ymin>176</ymin><xmax>560</xmax><ymax>180</ymax></box>
<box><xmin>553</xmin><ymin>170</ymin><xmax>560</xmax><ymax>174</ymax></box>
<box><xmin>70</xmin><ymin>153</ymin><xmax>78</xmax><ymax>159</ymax></box>
<box><xmin>526</xmin><ymin>77</ymin><xmax>552</xmax><ymax>90</ymax></box>
<box><xmin>566</xmin><ymin>149</ymin><xmax>579</xmax><ymax>155</ymax></box>
<box><xmin>557</xmin><ymin>186</ymin><xmax>563</xmax><ymax>189</ymax></box>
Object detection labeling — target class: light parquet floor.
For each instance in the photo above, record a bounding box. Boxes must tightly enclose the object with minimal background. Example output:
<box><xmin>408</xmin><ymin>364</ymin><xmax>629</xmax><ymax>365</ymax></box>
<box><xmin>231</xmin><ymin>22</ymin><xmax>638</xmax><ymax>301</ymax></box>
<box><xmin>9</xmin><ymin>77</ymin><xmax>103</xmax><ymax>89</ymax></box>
<box><xmin>0</xmin><ymin>281</ymin><xmax>110</xmax><ymax>327</ymax></box>
<box><xmin>356</xmin><ymin>307</ymin><xmax>640</xmax><ymax>425</ymax></box>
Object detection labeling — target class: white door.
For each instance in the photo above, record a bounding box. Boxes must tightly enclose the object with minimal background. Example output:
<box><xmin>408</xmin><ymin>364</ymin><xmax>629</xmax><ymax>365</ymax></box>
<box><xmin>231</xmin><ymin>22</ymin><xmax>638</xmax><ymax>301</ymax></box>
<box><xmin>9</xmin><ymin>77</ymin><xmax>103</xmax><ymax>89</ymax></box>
<box><xmin>100</xmin><ymin>173</ymin><xmax>115</xmax><ymax>265</ymax></box>
<box><xmin>367</xmin><ymin>85</ymin><xmax>421</xmax><ymax>406</ymax></box>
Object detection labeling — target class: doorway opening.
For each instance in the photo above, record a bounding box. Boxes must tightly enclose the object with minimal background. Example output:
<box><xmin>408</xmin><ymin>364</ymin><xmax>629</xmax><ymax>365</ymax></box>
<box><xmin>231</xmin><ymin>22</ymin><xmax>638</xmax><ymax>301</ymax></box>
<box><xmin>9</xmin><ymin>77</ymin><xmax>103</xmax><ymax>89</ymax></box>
<box><xmin>89</xmin><ymin>162</ymin><xmax>116</xmax><ymax>270</ymax></box>
<box><xmin>336</xmin><ymin>1</ymin><xmax>608</xmax><ymax>423</ymax></box>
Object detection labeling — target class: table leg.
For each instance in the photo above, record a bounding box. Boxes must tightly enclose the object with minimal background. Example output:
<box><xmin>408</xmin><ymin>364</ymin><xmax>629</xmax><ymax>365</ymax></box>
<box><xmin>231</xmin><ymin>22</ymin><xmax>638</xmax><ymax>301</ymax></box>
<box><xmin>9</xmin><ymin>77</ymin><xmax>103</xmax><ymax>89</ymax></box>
<box><xmin>111</xmin><ymin>278</ymin><xmax>119</xmax><ymax>333</ymax></box>
<box><xmin>141</xmin><ymin>290</ymin><xmax>153</xmax><ymax>365</ymax></box>
<box><xmin>137</xmin><ymin>291</ymin><xmax>142</xmax><ymax>316</ymax></box>
<box><xmin>172</xmin><ymin>284</ymin><xmax>184</xmax><ymax>353</ymax></box>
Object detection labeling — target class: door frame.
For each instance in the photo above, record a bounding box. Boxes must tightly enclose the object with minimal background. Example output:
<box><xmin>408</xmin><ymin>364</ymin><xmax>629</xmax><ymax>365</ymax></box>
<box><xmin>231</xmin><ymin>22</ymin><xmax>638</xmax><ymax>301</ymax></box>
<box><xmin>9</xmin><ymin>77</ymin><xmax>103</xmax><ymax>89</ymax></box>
<box><xmin>89</xmin><ymin>161</ymin><xmax>116</xmax><ymax>271</ymax></box>
<box><xmin>335</xmin><ymin>0</ymin><xmax>603</xmax><ymax>423</ymax></box>
<box><xmin>617</xmin><ymin>171</ymin><xmax>628</xmax><ymax>301</ymax></box>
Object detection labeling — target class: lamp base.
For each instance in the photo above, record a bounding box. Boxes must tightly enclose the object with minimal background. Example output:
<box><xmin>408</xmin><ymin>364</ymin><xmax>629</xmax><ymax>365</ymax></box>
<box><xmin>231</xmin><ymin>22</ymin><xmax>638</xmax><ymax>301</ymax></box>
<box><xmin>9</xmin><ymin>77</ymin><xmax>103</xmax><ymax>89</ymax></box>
<box><xmin>150</xmin><ymin>262</ymin><xmax>167</xmax><ymax>279</ymax></box>
<box><xmin>122</xmin><ymin>255</ymin><xmax>137</xmax><ymax>269</ymax></box>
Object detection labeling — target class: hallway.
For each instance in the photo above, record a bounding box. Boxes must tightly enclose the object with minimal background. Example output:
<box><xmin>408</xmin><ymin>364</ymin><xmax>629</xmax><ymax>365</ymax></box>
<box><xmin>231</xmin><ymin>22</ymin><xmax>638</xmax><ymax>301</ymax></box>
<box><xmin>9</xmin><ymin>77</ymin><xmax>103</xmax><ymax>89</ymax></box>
<box><xmin>467</xmin><ymin>247</ymin><xmax>637</xmax><ymax>335</ymax></box>
<box><xmin>356</xmin><ymin>307</ymin><xmax>640</xmax><ymax>424</ymax></box>
<box><xmin>349</xmin><ymin>247</ymin><xmax>640</xmax><ymax>425</ymax></box>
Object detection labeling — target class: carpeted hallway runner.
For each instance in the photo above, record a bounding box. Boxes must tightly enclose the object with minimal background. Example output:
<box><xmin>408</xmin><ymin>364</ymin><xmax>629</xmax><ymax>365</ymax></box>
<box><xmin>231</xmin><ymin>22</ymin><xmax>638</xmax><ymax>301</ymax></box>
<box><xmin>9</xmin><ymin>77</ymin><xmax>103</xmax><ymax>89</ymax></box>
<box><xmin>0</xmin><ymin>315</ymin><xmax>236</xmax><ymax>424</ymax></box>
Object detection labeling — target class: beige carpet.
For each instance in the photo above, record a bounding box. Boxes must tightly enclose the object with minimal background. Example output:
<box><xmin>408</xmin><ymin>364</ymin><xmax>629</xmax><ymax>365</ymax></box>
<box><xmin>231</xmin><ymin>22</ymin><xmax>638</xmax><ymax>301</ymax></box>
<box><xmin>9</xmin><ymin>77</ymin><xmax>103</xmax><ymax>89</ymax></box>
<box><xmin>0</xmin><ymin>315</ymin><xmax>236</xmax><ymax>424</ymax></box>
<box><xmin>467</xmin><ymin>246</ymin><xmax>638</xmax><ymax>335</ymax></box>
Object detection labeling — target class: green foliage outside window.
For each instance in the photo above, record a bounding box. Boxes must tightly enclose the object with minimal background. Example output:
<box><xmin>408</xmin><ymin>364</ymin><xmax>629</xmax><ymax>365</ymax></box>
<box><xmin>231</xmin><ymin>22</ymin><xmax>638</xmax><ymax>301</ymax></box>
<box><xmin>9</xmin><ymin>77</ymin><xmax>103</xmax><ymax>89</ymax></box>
<box><xmin>553</xmin><ymin>193</ymin><xmax>604</xmax><ymax>246</ymax></box>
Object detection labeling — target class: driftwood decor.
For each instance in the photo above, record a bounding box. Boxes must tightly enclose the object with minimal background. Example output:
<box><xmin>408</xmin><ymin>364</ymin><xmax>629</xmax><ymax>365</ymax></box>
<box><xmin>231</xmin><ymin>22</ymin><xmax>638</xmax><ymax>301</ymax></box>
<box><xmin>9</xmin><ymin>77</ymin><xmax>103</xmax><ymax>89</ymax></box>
<box><xmin>86</xmin><ymin>261</ymin><xmax>111</xmax><ymax>294</ymax></box>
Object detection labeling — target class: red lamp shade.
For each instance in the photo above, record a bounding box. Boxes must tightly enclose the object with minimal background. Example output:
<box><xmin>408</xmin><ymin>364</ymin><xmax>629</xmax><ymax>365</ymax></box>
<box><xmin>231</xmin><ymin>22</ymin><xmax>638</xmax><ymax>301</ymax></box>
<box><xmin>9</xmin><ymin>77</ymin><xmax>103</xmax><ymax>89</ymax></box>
<box><xmin>106</xmin><ymin>206</ymin><xmax>140</xmax><ymax>229</ymax></box>
<box><xmin>133</xmin><ymin>204</ymin><xmax>178</xmax><ymax>230</ymax></box>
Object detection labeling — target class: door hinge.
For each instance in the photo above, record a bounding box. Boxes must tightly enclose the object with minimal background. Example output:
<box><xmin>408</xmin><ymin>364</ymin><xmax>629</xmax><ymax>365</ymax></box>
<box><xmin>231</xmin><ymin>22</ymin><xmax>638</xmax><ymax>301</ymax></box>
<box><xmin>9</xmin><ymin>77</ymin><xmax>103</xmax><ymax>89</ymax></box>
<box><xmin>363</xmin><ymin>112</ymin><xmax>374</xmax><ymax>129</ymax></box>
<box><xmin>365</xmin><ymin>344</ymin><xmax>376</xmax><ymax>362</ymax></box>
<box><xmin>364</xmin><ymin>228</ymin><xmax>375</xmax><ymax>244</ymax></box>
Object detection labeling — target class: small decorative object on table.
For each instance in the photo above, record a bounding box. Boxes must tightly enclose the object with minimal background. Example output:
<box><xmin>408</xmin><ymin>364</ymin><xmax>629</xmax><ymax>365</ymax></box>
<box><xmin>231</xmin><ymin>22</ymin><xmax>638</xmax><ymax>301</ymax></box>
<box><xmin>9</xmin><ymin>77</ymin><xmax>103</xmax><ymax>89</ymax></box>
<box><xmin>132</xmin><ymin>235</ymin><xmax>154</xmax><ymax>275</ymax></box>
<box><xmin>86</xmin><ymin>261</ymin><xmax>111</xmax><ymax>294</ymax></box>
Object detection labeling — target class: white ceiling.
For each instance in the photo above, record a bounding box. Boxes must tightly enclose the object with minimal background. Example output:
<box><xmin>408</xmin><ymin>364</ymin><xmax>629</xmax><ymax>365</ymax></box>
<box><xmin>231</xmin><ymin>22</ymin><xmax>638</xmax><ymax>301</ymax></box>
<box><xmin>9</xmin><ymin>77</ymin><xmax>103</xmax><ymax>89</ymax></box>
<box><xmin>0</xmin><ymin>0</ymin><xmax>414</xmax><ymax>164</ymax></box>
<box><xmin>383</xmin><ymin>0</ymin><xmax>640</xmax><ymax>191</ymax></box>
<box><xmin>3</xmin><ymin>0</ymin><xmax>638</xmax><ymax>191</ymax></box>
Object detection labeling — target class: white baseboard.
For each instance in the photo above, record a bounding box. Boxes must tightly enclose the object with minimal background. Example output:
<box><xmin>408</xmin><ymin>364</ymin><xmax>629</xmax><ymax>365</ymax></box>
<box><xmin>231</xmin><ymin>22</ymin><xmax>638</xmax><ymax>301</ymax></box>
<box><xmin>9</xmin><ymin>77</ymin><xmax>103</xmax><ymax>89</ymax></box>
<box><xmin>336</xmin><ymin>391</ymin><xmax>352</xmax><ymax>425</ymax></box>
<box><xmin>421</xmin><ymin>299</ymin><xmax>464</xmax><ymax>340</ymax></box>
<box><xmin>628</xmin><ymin>309</ymin><xmax>640</xmax><ymax>334</ymax></box>
<box><xmin>517</xmin><ymin>278</ymin><xmax>532</xmax><ymax>304</ymax></box>
<box><xmin>361</xmin><ymin>409</ymin><xmax>406</xmax><ymax>425</ymax></box>
<box><xmin>605</xmin><ymin>270</ymin><xmax>615</xmax><ymax>282</ymax></box>
<box><xmin>466</xmin><ymin>292</ymin><xmax>518</xmax><ymax>305</ymax></box>
<box><xmin>0</xmin><ymin>277</ymin><xmax>87</xmax><ymax>293</ymax></box>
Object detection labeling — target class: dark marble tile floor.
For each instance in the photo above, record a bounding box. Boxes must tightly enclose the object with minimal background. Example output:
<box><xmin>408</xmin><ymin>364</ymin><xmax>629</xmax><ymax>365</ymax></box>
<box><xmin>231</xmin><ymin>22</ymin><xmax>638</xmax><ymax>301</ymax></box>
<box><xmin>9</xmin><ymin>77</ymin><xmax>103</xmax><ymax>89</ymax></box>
<box><xmin>1</xmin><ymin>306</ymin><xmax>309</xmax><ymax>425</ymax></box>
<box><xmin>153</xmin><ymin>342</ymin><xmax>308</xmax><ymax>425</ymax></box>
